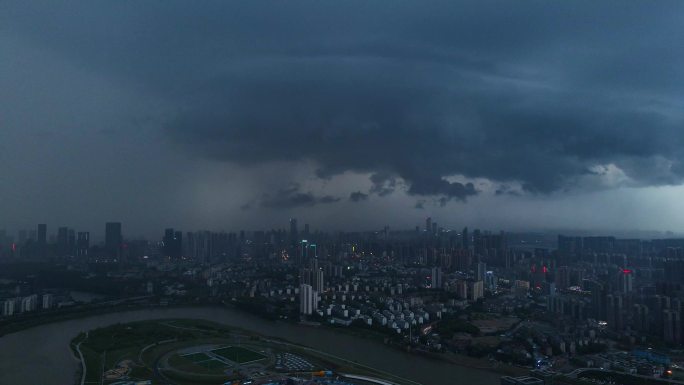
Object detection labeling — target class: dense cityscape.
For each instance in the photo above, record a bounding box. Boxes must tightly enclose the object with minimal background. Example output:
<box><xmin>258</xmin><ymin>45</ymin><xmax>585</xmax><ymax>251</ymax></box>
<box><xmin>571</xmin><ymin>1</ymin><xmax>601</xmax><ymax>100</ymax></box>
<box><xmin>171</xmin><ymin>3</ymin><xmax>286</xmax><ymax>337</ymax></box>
<box><xmin>4</xmin><ymin>1</ymin><xmax>684</xmax><ymax>384</ymax></box>
<box><xmin>2</xmin><ymin>219</ymin><xmax>684</xmax><ymax>384</ymax></box>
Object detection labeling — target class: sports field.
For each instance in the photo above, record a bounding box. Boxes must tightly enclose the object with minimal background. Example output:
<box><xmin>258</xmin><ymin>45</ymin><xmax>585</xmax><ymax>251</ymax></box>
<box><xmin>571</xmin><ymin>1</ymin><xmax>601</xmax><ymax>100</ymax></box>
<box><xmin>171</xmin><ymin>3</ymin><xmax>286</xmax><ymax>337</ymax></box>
<box><xmin>211</xmin><ymin>346</ymin><xmax>266</xmax><ymax>363</ymax></box>
<box><xmin>173</xmin><ymin>353</ymin><xmax>227</xmax><ymax>372</ymax></box>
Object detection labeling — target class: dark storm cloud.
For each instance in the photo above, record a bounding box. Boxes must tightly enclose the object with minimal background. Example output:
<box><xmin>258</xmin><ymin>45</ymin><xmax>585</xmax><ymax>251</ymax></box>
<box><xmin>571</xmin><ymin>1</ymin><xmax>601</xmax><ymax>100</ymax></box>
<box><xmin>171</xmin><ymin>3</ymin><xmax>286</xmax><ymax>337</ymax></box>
<box><xmin>258</xmin><ymin>184</ymin><xmax>340</xmax><ymax>209</ymax></box>
<box><xmin>349</xmin><ymin>191</ymin><xmax>369</xmax><ymax>202</ymax></box>
<box><xmin>5</xmin><ymin>1</ymin><xmax>684</xmax><ymax>205</ymax></box>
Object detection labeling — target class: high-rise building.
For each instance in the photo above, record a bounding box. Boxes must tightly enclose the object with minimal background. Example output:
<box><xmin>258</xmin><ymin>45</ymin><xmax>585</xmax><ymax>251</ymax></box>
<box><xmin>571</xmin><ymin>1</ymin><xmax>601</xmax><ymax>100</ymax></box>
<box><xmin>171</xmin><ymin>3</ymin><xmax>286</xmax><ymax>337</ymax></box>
<box><xmin>57</xmin><ymin>227</ymin><xmax>68</xmax><ymax>256</ymax></box>
<box><xmin>37</xmin><ymin>224</ymin><xmax>47</xmax><ymax>258</ymax></box>
<box><xmin>664</xmin><ymin>309</ymin><xmax>682</xmax><ymax>344</ymax></box>
<box><xmin>468</xmin><ymin>281</ymin><xmax>484</xmax><ymax>301</ymax></box>
<box><xmin>299</xmin><ymin>284</ymin><xmax>318</xmax><ymax>315</ymax></box>
<box><xmin>455</xmin><ymin>280</ymin><xmax>468</xmax><ymax>300</ymax></box>
<box><xmin>462</xmin><ymin>227</ymin><xmax>469</xmax><ymax>250</ymax></box>
<box><xmin>618</xmin><ymin>269</ymin><xmax>634</xmax><ymax>293</ymax></box>
<box><xmin>431</xmin><ymin>266</ymin><xmax>443</xmax><ymax>289</ymax></box>
<box><xmin>42</xmin><ymin>294</ymin><xmax>54</xmax><ymax>309</ymax></box>
<box><xmin>313</xmin><ymin>269</ymin><xmax>325</xmax><ymax>292</ymax></box>
<box><xmin>68</xmin><ymin>229</ymin><xmax>76</xmax><ymax>256</ymax></box>
<box><xmin>2</xmin><ymin>298</ymin><xmax>20</xmax><ymax>316</ymax></box>
<box><xmin>632</xmin><ymin>304</ymin><xmax>649</xmax><ymax>332</ymax></box>
<box><xmin>163</xmin><ymin>228</ymin><xmax>182</xmax><ymax>258</ymax></box>
<box><xmin>485</xmin><ymin>271</ymin><xmax>498</xmax><ymax>291</ymax></box>
<box><xmin>468</xmin><ymin>280</ymin><xmax>484</xmax><ymax>301</ymax></box>
<box><xmin>555</xmin><ymin>266</ymin><xmax>570</xmax><ymax>290</ymax></box>
<box><xmin>77</xmin><ymin>232</ymin><xmax>90</xmax><ymax>257</ymax></box>
<box><xmin>21</xmin><ymin>295</ymin><xmax>38</xmax><ymax>313</ymax></box>
<box><xmin>105</xmin><ymin>222</ymin><xmax>122</xmax><ymax>259</ymax></box>
<box><xmin>425</xmin><ymin>217</ymin><xmax>432</xmax><ymax>233</ymax></box>
<box><xmin>476</xmin><ymin>261</ymin><xmax>487</xmax><ymax>282</ymax></box>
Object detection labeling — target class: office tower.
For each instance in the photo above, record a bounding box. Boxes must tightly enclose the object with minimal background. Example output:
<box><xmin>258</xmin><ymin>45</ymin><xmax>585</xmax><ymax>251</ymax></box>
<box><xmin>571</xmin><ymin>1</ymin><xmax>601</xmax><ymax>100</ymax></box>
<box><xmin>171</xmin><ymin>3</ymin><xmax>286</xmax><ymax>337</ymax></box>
<box><xmin>462</xmin><ymin>227</ymin><xmax>469</xmax><ymax>250</ymax></box>
<box><xmin>21</xmin><ymin>295</ymin><xmax>38</xmax><ymax>312</ymax></box>
<box><xmin>68</xmin><ymin>229</ymin><xmax>76</xmax><ymax>256</ymax></box>
<box><xmin>299</xmin><ymin>268</ymin><xmax>313</xmax><ymax>285</ymax></box>
<box><xmin>485</xmin><ymin>271</ymin><xmax>498</xmax><ymax>291</ymax></box>
<box><xmin>42</xmin><ymin>294</ymin><xmax>53</xmax><ymax>309</ymax></box>
<box><xmin>664</xmin><ymin>309</ymin><xmax>682</xmax><ymax>344</ymax></box>
<box><xmin>77</xmin><ymin>232</ymin><xmax>90</xmax><ymax>257</ymax></box>
<box><xmin>618</xmin><ymin>269</ymin><xmax>634</xmax><ymax>293</ymax></box>
<box><xmin>37</xmin><ymin>224</ymin><xmax>47</xmax><ymax>258</ymax></box>
<box><xmin>632</xmin><ymin>304</ymin><xmax>649</xmax><ymax>332</ymax></box>
<box><xmin>57</xmin><ymin>227</ymin><xmax>68</xmax><ymax>256</ymax></box>
<box><xmin>105</xmin><ymin>222</ymin><xmax>122</xmax><ymax>259</ymax></box>
<box><xmin>468</xmin><ymin>280</ymin><xmax>484</xmax><ymax>301</ymax></box>
<box><xmin>473</xmin><ymin>229</ymin><xmax>484</xmax><ymax>255</ymax></box>
<box><xmin>299</xmin><ymin>284</ymin><xmax>318</xmax><ymax>315</ymax></box>
<box><xmin>313</xmin><ymin>269</ymin><xmax>324</xmax><ymax>292</ymax></box>
<box><xmin>455</xmin><ymin>280</ymin><xmax>468</xmax><ymax>300</ymax></box>
<box><xmin>425</xmin><ymin>217</ymin><xmax>432</xmax><ymax>233</ymax></box>
<box><xmin>3</xmin><ymin>299</ymin><xmax>16</xmax><ymax>316</ymax></box>
<box><xmin>558</xmin><ymin>235</ymin><xmax>583</xmax><ymax>255</ymax></box>
<box><xmin>555</xmin><ymin>266</ymin><xmax>570</xmax><ymax>290</ymax></box>
<box><xmin>163</xmin><ymin>228</ymin><xmax>182</xmax><ymax>258</ymax></box>
<box><xmin>476</xmin><ymin>261</ymin><xmax>487</xmax><ymax>282</ymax></box>
<box><xmin>175</xmin><ymin>231</ymin><xmax>183</xmax><ymax>256</ymax></box>
<box><xmin>431</xmin><ymin>266</ymin><xmax>443</xmax><ymax>289</ymax></box>
<box><xmin>303</xmin><ymin>223</ymin><xmax>310</xmax><ymax>238</ymax></box>
<box><xmin>606</xmin><ymin>294</ymin><xmax>624</xmax><ymax>331</ymax></box>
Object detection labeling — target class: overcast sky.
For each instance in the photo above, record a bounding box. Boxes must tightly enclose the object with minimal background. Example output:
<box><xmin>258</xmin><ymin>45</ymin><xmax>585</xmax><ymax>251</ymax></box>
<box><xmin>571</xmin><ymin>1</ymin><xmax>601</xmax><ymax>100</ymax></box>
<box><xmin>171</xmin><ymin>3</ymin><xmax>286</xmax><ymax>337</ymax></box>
<box><xmin>2</xmin><ymin>1</ymin><xmax>684</xmax><ymax>238</ymax></box>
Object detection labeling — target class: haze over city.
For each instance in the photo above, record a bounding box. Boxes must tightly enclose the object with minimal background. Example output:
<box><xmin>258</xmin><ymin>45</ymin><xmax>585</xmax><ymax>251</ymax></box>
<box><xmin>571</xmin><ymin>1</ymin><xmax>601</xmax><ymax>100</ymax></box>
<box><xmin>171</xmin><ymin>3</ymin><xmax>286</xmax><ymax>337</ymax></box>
<box><xmin>3</xmin><ymin>1</ymin><xmax>684</xmax><ymax>237</ymax></box>
<box><xmin>6</xmin><ymin>2</ymin><xmax>684</xmax><ymax>385</ymax></box>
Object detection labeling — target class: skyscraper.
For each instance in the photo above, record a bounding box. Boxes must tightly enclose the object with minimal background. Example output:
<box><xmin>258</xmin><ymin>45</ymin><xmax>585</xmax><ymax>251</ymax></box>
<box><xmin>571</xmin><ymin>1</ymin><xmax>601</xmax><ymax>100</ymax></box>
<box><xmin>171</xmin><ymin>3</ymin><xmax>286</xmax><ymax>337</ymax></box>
<box><xmin>618</xmin><ymin>269</ymin><xmax>634</xmax><ymax>293</ymax></box>
<box><xmin>105</xmin><ymin>222</ymin><xmax>122</xmax><ymax>259</ymax></box>
<box><xmin>313</xmin><ymin>268</ymin><xmax>324</xmax><ymax>292</ymax></box>
<box><xmin>37</xmin><ymin>224</ymin><xmax>47</xmax><ymax>258</ymax></box>
<box><xmin>462</xmin><ymin>227</ymin><xmax>469</xmax><ymax>250</ymax></box>
<box><xmin>163</xmin><ymin>228</ymin><xmax>182</xmax><ymax>258</ymax></box>
<box><xmin>431</xmin><ymin>266</ymin><xmax>443</xmax><ymax>289</ymax></box>
<box><xmin>476</xmin><ymin>261</ymin><xmax>487</xmax><ymax>282</ymax></box>
<box><xmin>299</xmin><ymin>284</ymin><xmax>318</xmax><ymax>315</ymax></box>
<box><xmin>425</xmin><ymin>217</ymin><xmax>432</xmax><ymax>233</ymax></box>
<box><xmin>57</xmin><ymin>227</ymin><xmax>68</xmax><ymax>256</ymax></box>
<box><xmin>77</xmin><ymin>232</ymin><xmax>90</xmax><ymax>257</ymax></box>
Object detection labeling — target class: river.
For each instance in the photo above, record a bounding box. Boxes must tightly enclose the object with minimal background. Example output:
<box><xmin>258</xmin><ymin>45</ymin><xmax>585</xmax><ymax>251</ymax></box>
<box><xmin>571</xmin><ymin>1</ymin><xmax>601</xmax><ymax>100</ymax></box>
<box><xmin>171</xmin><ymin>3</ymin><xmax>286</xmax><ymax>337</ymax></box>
<box><xmin>0</xmin><ymin>306</ymin><xmax>501</xmax><ymax>385</ymax></box>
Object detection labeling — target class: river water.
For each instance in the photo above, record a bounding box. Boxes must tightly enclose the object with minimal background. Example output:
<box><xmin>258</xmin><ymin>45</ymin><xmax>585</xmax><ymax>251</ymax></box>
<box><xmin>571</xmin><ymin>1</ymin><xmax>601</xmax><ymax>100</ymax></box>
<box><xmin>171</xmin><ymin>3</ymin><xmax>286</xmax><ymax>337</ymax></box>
<box><xmin>0</xmin><ymin>306</ymin><xmax>500</xmax><ymax>385</ymax></box>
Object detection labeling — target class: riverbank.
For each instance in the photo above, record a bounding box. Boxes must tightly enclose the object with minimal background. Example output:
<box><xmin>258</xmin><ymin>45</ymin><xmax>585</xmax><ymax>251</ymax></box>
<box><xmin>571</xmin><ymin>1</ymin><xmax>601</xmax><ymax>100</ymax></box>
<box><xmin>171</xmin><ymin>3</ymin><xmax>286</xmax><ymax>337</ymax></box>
<box><xmin>0</xmin><ymin>299</ymin><xmax>523</xmax><ymax>379</ymax></box>
<box><xmin>0</xmin><ymin>306</ymin><xmax>502</xmax><ymax>385</ymax></box>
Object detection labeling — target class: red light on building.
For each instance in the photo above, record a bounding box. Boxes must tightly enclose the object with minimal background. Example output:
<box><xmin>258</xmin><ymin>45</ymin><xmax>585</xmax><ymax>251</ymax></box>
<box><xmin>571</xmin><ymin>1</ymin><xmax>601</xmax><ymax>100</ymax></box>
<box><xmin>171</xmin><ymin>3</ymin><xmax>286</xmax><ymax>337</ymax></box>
<box><xmin>531</xmin><ymin>265</ymin><xmax>536</xmax><ymax>273</ymax></box>
<box><xmin>622</xmin><ymin>269</ymin><xmax>632</xmax><ymax>274</ymax></box>
<box><xmin>11</xmin><ymin>243</ymin><xmax>16</xmax><ymax>252</ymax></box>
<box><xmin>542</xmin><ymin>266</ymin><xmax>548</xmax><ymax>273</ymax></box>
